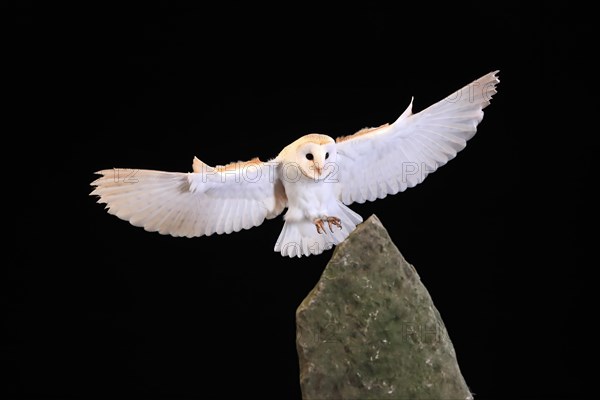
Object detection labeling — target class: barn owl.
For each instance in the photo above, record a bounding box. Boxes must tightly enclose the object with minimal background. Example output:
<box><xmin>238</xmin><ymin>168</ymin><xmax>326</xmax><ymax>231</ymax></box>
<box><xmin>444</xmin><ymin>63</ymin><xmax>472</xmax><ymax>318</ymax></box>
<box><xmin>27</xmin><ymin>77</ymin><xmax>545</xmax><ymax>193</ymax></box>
<box><xmin>91</xmin><ymin>71</ymin><xmax>499</xmax><ymax>257</ymax></box>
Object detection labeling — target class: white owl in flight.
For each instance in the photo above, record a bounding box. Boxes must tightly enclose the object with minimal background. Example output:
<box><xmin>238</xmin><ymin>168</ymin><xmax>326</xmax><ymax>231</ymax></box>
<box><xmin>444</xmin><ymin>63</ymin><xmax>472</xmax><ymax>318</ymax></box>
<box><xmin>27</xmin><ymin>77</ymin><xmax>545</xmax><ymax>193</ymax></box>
<box><xmin>91</xmin><ymin>71</ymin><xmax>499</xmax><ymax>257</ymax></box>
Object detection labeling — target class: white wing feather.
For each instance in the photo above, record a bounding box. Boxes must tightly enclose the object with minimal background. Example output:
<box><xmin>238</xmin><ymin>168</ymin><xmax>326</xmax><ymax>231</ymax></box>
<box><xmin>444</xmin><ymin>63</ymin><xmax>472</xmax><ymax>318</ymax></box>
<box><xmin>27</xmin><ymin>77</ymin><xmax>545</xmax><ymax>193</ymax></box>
<box><xmin>335</xmin><ymin>71</ymin><xmax>499</xmax><ymax>205</ymax></box>
<box><xmin>90</xmin><ymin>159</ymin><xmax>286</xmax><ymax>237</ymax></box>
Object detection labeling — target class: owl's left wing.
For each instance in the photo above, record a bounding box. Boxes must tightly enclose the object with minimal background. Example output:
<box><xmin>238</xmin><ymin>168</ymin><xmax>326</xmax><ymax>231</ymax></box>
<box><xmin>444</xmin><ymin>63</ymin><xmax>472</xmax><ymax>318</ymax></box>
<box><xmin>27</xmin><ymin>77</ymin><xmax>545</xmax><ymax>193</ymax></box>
<box><xmin>335</xmin><ymin>71</ymin><xmax>499</xmax><ymax>205</ymax></box>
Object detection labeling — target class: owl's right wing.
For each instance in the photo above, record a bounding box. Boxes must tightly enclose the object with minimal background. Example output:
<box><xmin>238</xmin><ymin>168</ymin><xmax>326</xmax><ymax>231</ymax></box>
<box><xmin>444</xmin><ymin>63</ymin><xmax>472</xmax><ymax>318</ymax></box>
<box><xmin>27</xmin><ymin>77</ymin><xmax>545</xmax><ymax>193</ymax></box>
<box><xmin>90</xmin><ymin>157</ymin><xmax>287</xmax><ymax>237</ymax></box>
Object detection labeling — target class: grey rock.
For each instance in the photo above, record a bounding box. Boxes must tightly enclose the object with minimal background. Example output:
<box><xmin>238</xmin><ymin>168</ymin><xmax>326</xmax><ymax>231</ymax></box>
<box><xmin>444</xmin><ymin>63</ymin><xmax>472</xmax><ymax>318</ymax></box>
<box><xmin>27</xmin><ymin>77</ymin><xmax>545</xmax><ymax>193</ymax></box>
<box><xmin>296</xmin><ymin>215</ymin><xmax>472</xmax><ymax>400</ymax></box>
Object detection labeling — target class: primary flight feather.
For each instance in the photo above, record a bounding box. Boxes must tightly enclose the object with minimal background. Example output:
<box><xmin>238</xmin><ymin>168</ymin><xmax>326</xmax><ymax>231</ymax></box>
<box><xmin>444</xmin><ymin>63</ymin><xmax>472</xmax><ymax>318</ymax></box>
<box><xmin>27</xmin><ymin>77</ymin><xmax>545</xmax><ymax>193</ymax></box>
<box><xmin>91</xmin><ymin>71</ymin><xmax>499</xmax><ymax>257</ymax></box>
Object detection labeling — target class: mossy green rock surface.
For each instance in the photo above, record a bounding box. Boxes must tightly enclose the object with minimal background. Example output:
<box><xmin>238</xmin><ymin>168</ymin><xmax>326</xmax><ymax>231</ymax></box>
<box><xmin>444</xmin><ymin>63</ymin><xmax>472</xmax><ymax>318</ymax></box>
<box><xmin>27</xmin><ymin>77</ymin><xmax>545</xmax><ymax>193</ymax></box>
<box><xmin>296</xmin><ymin>215</ymin><xmax>472</xmax><ymax>400</ymax></box>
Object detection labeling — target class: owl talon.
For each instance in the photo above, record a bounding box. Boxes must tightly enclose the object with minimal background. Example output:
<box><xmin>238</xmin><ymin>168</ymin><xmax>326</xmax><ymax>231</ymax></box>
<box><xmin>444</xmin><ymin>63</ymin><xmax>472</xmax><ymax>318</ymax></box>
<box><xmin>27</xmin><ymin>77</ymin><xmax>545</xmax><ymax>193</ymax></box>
<box><xmin>314</xmin><ymin>219</ymin><xmax>325</xmax><ymax>234</ymax></box>
<box><xmin>326</xmin><ymin>216</ymin><xmax>342</xmax><ymax>233</ymax></box>
<box><xmin>314</xmin><ymin>216</ymin><xmax>342</xmax><ymax>234</ymax></box>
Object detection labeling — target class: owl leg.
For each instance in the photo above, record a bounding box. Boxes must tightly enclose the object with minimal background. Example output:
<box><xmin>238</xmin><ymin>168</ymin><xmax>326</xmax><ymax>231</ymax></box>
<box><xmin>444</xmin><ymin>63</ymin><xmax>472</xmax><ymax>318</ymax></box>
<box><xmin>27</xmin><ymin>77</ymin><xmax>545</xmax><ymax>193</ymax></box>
<box><xmin>314</xmin><ymin>216</ymin><xmax>342</xmax><ymax>234</ymax></box>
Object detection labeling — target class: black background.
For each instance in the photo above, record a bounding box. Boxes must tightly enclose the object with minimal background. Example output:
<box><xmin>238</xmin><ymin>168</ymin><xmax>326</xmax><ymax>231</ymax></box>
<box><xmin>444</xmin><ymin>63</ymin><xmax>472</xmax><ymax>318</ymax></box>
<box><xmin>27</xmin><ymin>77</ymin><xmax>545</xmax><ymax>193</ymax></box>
<box><xmin>7</xmin><ymin>3</ymin><xmax>590</xmax><ymax>399</ymax></box>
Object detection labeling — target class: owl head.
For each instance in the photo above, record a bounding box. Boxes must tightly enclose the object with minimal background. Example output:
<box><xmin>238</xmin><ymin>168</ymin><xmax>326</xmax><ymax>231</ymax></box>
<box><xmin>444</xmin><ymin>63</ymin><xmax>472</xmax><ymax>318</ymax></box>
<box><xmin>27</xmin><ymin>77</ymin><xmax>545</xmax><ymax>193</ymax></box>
<box><xmin>281</xmin><ymin>134</ymin><xmax>337</xmax><ymax>182</ymax></box>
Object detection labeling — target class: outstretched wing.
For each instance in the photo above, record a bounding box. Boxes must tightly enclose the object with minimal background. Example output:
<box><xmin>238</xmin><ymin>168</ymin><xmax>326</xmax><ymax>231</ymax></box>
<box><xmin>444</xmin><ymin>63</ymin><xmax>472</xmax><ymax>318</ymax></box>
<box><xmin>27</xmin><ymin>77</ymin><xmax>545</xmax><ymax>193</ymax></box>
<box><xmin>335</xmin><ymin>71</ymin><xmax>499</xmax><ymax>205</ymax></box>
<box><xmin>90</xmin><ymin>157</ymin><xmax>287</xmax><ymax>237</ymax></box>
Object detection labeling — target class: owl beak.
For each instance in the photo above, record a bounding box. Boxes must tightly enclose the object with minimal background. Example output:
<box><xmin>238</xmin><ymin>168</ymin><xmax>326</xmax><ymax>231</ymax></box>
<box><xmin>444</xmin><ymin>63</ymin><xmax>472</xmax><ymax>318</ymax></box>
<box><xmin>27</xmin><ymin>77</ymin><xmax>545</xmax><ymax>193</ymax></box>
<box><xmin>313</xmin><ymin>163</ymin><xmax>322</xmax><ymax>175</ymax></box>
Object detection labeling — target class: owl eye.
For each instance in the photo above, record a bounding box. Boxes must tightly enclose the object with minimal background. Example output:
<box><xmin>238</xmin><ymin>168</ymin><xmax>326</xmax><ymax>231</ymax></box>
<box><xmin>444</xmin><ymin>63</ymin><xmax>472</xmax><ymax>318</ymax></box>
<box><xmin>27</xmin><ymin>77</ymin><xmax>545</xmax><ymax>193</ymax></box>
<box><xmin>306</xmin><ymin>153</ymin><xmax>314</xmax><ymax>160</ymax></box>
<box><xmin>325</xmin><ymin>152</ymin><xmax>329</xmax><ymax>159</ymax></box>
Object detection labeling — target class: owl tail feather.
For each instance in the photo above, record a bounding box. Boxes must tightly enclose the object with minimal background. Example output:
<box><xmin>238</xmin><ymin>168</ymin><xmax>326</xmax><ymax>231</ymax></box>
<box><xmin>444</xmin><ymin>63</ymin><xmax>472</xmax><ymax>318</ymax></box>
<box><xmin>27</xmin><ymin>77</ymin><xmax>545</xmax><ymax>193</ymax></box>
<box><xmin>274</xmin><ymin>202</ymin><xmax>363</xmax><ymax>257</ymax></box>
